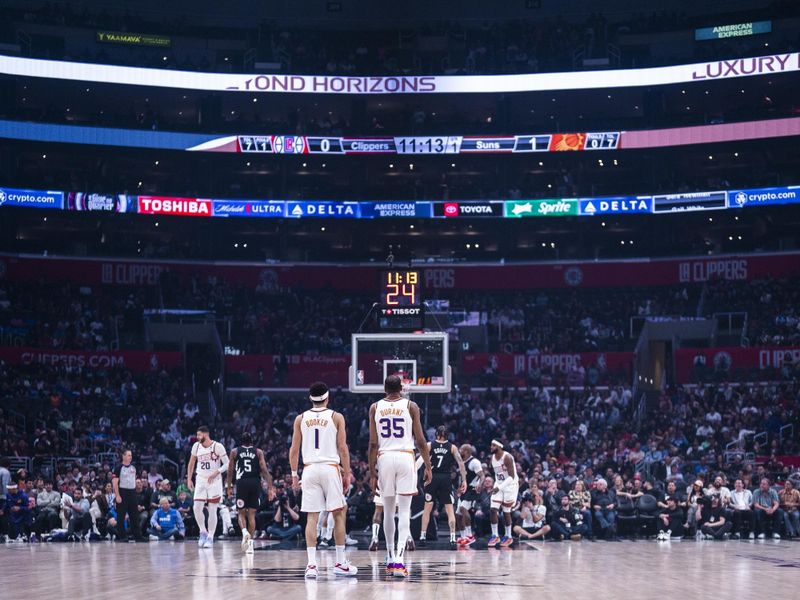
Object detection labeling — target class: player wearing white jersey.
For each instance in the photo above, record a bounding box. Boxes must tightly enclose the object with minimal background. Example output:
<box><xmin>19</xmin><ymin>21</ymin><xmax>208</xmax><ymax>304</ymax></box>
<box><xmin>488</xmin><ymin>440</ymin><xmax>518</xmax><ymax>548</ymax></box>
<box><xmin>289</xmin><ymin>382</ymin><xmax>357</xmax><ymax>579</ymax></box>
<box><xmin>368</xmin><ymin>375</ymin><xmax>432</xmax><ymax>578</ymax></box>
<box><xmin>186</xmin><ymin>426</ymin><xmax>229</xmax><ymax>549</ymax></box>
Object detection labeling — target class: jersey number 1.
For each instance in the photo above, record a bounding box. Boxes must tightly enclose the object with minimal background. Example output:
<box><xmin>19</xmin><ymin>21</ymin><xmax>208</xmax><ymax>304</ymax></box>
<box><xmin>314</xmin><ymin>428</ymin><xmax>320</xmax><ymax>449</ymax></box>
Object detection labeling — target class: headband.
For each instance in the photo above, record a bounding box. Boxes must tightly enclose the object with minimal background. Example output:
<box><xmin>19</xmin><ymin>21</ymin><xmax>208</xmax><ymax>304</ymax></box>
<box><xmin>491</xmin><ymin>439</ymin><xmax>503</xmax><ymax>449</ymax></box>
<box><xmin>310</xmin><ymin>391</ymin><xmax>329</xmax><ymax>402</ymax></box>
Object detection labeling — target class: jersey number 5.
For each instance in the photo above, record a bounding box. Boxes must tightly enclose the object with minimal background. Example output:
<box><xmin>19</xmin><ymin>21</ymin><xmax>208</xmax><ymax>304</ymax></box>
<box><xmin>379</xmin><ymin>417</ymin><xmax>405</xmax><ymax>438</ymax></box>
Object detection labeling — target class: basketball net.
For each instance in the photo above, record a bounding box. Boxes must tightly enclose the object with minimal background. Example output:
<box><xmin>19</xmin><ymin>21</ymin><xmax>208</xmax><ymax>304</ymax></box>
<box><xmin>395</xmin><ymin>371</ymin><xmax>413</xmax><ymax>398</ymax></box>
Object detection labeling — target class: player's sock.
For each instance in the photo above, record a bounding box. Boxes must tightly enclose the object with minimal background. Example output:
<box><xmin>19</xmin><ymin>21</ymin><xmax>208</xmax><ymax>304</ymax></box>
<box><xmin>383</xmin><ymin>496</ymin><xmax>397</xmax><ymax>562</ymax></box>
<box><xmin>371</xmin><ymin>523</ymin><xmax>380</xmax><ymax>541</ymax></box>
<box><xmin>307</xmin><ymin>547</ymin><xmax>316</xmax><ymax>566</ymax></box>
<box><xmin>193</xmin><ymin>502</ymin><xmax>207</xmax><ymax>534</ymax></box>
<box><xmin>465</xmin><ymin>526</ymin><xmax>472</xmax><ymax>537</ymax></box>
<box><xmin>207</xmin><ymin>504</ymin><xmax>218</xmax><ymax>538</ymax></box>
<box><xmin>491</xmin><ymin>523</ymin><xmax>499</xmax><ymax>537</ymax></box>
<box><xmin>324</xmin><ymin>513</ymin><xmax>334</xmax><ymax>541</ymax></box>
<box><xmin>220</xmin><ymin>505</ymin><xmax>233</xmax><ymax>531</ymax></box>
<box><xmin>396</xmin><ymin>495</ymin><xmax>412</xmax><ymax>562</ymax></box>
<box><xmin>450</xmin><ymin>531</ymin><xmax>456</xmax><ymax>542</ymax></box>
<box><xmin>419</xmin><ymin>531</ymin><xmax>426</xmax><ymax>540</ymax></box>
<box><xmin>317</xmin><ymin>512</ymin><xmax>326</xmax><ymax>540</ymax></box>
<box><xmin>335</xmin><ymin>545</ymin><xmax>345</xmax><ymax>565</ymax></box>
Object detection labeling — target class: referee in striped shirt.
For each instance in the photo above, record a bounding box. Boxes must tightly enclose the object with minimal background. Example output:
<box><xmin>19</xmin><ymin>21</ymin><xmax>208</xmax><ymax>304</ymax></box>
<box><xmin>112</xmin><ymin>449</ymin><xmax>142</xmax><ymax>542</ymax></box>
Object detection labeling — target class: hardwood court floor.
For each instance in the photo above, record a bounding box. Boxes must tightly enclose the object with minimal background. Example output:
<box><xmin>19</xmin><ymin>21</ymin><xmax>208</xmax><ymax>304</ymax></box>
<box><xmin>2</xmin><ymin>539</ymin><xmax>799</xmax><ymax>599</ymax></box>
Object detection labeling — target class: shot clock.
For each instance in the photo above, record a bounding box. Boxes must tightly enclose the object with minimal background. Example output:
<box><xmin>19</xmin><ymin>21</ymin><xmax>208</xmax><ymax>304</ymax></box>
<box><xmin>378</xmin><ymin>270</ymin><xmax>424</xmax><ymax>330</ymax></box>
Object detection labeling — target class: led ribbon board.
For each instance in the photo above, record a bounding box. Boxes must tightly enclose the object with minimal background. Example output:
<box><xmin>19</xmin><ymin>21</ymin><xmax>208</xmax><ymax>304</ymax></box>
<box><xmin>0</xmin><ymin>52</ymin><xmax>797</xmax><ymax>94</ymax></box>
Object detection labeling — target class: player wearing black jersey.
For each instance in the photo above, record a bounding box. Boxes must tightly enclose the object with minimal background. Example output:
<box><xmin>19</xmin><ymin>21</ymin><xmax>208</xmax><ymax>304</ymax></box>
<box><xmin>419</xmin><ymin>426</ymin><xmax>467</xmax><ymax>548</ymax></box>
<box><xmin>226</xmin><ymin>432</ymin><xmax>273</xmax><ymax>554</ymax></box>
<box><xmin>456</xmin><ymin>444</ymin><xmax>485</xmax><ymax>546</ymax></box>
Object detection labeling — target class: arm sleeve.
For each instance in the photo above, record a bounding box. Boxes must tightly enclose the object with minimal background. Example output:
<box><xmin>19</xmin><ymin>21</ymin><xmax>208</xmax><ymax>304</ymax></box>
<box><xmin>150</xmin><ymin>511</ymin><xmax>159</xmax><ymax>527</ymax></box>
<box><xmin>176</xmin><ymin>511</ymin><xmax>185</xmax><ymax>534</ymax></box>
<box><xmin>216</xmin><ymin>443</ymin><xmax>230</xmax><ymax>474</ymax></box>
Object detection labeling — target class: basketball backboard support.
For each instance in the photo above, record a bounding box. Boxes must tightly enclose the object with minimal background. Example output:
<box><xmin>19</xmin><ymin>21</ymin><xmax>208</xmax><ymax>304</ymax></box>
<box><xmin>349</xmin><ymin>332</ymin><xmax>451</xmax><ymax>394</ymax></box>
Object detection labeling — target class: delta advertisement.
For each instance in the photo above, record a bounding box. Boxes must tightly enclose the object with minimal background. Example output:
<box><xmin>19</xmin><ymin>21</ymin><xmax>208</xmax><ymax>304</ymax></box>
<box><xmin>1</xmin><ymin>52</ymin><xmax>797</xmax><ymax>95</ymax></box>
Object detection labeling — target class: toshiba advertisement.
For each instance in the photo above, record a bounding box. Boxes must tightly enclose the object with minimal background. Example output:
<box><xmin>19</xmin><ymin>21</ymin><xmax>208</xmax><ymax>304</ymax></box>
<box><xmin>137</xmin><ymin>196</ymin><xmax>212</xmax><ymax>217</ymax></box>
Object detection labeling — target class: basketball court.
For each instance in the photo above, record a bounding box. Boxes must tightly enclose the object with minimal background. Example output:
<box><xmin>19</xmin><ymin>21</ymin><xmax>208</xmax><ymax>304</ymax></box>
<box><xmin>3</xmin><ymin>540</ymin><xmax>799</xmax><ymax>598</ymax></box>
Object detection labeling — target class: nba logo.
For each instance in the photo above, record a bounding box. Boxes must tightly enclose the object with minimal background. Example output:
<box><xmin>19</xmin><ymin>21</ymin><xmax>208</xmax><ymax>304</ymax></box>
<box><xmin>356</xmin><ymin>370</ymin><xmax>364</xmax><ymax>385</ymax></box>
<box><xmin>444</xmin><ymin>202</ymin><xmax>459</xmax><ymax>217</ymax></box>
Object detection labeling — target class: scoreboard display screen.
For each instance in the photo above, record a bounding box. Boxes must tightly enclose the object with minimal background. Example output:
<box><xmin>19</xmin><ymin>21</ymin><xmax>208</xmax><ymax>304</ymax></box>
<box><xmin>380</xmin><ymin>270</ymin><xmax>421</xmax><ymax>306</ymax></box>
<box><xmin>233</xmin><ymin>132</ymin><xmax>621</xmax><ymax>155</ymax></box>
<box><xmin>379</xmin><ymin>270</ymin><xmax>424</xmax><ymax>330</ymax></box>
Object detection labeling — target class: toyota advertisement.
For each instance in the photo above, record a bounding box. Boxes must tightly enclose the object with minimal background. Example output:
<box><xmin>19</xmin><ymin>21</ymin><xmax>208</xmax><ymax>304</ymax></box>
<box><xmin>433</xmin><ymin>201</ymin><xmax>504</xmax><ymax>218</ymax></box>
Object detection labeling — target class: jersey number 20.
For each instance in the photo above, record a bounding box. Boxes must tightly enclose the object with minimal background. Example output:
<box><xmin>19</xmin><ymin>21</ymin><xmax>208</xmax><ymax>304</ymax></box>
<box><xmin>379</xmin><ymin>417</ymin><xmax>405</xmax><ymax>438</ymax></box>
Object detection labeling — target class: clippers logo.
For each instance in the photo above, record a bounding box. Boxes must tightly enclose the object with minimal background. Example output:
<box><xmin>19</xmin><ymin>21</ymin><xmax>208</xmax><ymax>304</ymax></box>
<box><xmin>271</xmin><ymin>136</ymin><xmax>306</xmax><ymax>154</ymax></box>
<box><xmin>444</xmin><ymin>203</ymin><xmax>459</xmax><ymax>217</ymax></box>
<box><xmin>564</xmin><ymin>266</ymin><xmax>584</xmax><ymax>287</ymax></box>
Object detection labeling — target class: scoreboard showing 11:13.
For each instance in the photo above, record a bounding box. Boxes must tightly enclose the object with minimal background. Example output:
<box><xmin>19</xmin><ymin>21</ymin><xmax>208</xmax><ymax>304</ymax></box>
<box><xmin>378</xmin><ymin>270</ymin><xmax>425</xmax><ymax>330</ymax></box>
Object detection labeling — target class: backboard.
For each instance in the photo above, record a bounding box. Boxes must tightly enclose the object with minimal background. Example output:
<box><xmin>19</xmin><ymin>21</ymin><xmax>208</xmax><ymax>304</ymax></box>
<box><xmin>349</xmin><ymin>332</ymin><xmax>451</xmax><ymax>394</ymax></box>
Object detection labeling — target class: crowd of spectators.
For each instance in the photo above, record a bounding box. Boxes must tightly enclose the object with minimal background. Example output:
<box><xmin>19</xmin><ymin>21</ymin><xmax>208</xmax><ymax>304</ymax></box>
<box><xmin>0</xmin><ymin>281</ymin><xmax>150</xmax><ymax>350</ymax></box>
<box><xmin>4</xmin><ymin>273</ymin><xmax>800</xmax><ymax>382</ymax></box>
<box><xmin>1</xmin><ymin>343</ymin><xmax>798</xmax><ymax>543</ymax></box>
<box><xmin>704</xmin><ymin>277</ymin><xmax>800</xmax><ymax>347</ymax></box>
<box><xmin>0</xmin><ymin>275</ymin><xmax>700</xmax><ymax>356</ymax></box>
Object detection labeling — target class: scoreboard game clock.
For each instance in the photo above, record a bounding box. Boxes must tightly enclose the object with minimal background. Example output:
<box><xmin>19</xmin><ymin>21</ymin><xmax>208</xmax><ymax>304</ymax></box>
<box><xmin>378</xmin><ymin>269</ymin><xmax>425</xmax><ymax>330</ymax></box>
